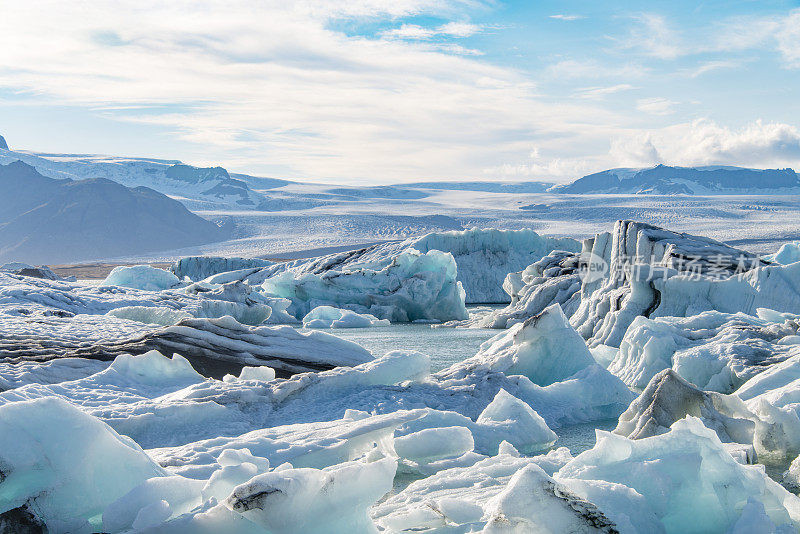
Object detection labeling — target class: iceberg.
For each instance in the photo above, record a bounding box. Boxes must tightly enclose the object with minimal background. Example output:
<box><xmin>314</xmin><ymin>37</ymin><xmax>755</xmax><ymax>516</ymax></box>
<box><xmin>101</xmin><ymin>265</ymin><xmax>181</xmax><ymax>291</ymax></box>
<box><xmin>481</xmin><ymin>464</ymin><xmax>618</xmax><ymax>533</ymax></box>
<box><xmin>171</xmin><ymin>256</ymin><xmax>274</xmax><ymax>282</ymax></box>
<box><xmin>570</xmin><ymin>220</ymin><xmax>767</xmax><ymax>348</ymax></box>
<box><xmin>464</xmin><ymin>249</ymin><xmax>583</xmax><ymax>329</ymax></box>
<box><xmin>2</xmin><ymin>314</ymin><xmax>373</xmax><ymax>379</ymax></box>
<box><xmin>261</xmin><ymin>249</ymin><xmax>469</xmax><ymax>322</ymax></box>
<box><xmin>302</xmin><ymin>305</ymin><xmax>389</xmax><ymax>328</ymax></box>
<box><xmin>150</xmin><ymin>409</ymin><xmax>425</xmax><ymax>477</ymax></box>
<box><xmin>0</xmin><ymin>397</ymin><xmax>166</xmax><ymax>532</ymax></box>
<box><xmin>224</xmin><ymin>228</ymin><xmax>580</xmax><ymax>304</ymax></box>
<box><xmin>610</xmin><ymin>310</ymin><xmax>800</xmax><ymax>392</ymax></box>
<box><xmin>475</xmin><ymin>388</ymin><xmax>558</xmax><ymax>453</ymax></box>
<box><xmin>372</xmin><ymin>451</ymin><xmax>576</xmax><ymax>532</ymax></box>
<box><xmin>463</xmin><ymin>304</ymin><xmax>598</xmax><ymax>386</ymax></box>
<box><xmin>764</xmin><ymin>242</ymin><xmax>800</xmax><ymax>265</ymax></box>
<box><xmin>614</xmin><ymin>369</ymin><xmax>755</xmax><ymax>446</ymax></box>
<box><xmin>557</xmin><ymin>417</ymin><xmax>800</xmax><ymax>533</ymax></box>
<box><xmin>225</xmin><ymin>457</ymin><xmax>396</xmax><ymax>534</ymax></box>
<box><xmin>0</xmin><ymin>270</ymin><xmax>293</xmax><ymax>327</ymax></box>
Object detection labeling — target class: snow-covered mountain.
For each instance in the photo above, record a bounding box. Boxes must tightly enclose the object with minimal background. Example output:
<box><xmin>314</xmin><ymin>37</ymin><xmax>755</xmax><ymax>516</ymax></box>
<box><xmin>0</xmin><ymin>161</ymin><xmax>230</xmax><ymax>264</ymax></box>
<box><xmin>0</xmin><ymin>138</ymin><xmax>272</xmax><ymax>210</ymax></box>
<box><xmin>551</xmin><ymin>164</ymin><xmax>800</xmax><ymax>195</ymax></box>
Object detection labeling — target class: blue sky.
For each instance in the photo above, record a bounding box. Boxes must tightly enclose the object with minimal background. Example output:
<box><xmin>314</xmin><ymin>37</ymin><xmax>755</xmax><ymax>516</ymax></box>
<box><xmin>1</xmin><ymin>0</ymin><xmax>800</xmax><ymax>183</ymax></box>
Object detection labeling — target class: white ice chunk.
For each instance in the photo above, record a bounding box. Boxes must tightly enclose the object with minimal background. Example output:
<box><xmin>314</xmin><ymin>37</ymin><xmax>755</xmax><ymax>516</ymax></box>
<box><xmin>0</xmin><ymin>398</ymin><xmax>166</xmax><ymax>531</ymax></box>
<box><xmin>150</xmin><ymin>410</ymin><xmax>425</xmax><ymax>479</ymax></box>
<box><xmin>225</xmin><ymin>457</ymin><xmax>396</xmax><ymax>534</ymax></box>
<box><xmin>394</xmin><ymin>426</ymin><xmax>474</xmax><ymax>463</ymax></box>
<box><xmin>482</xmin><ymin>463</ymin><xmax>618</xmax><ymax>533</ymax></box>
<box><xmin>611</xmin><ymin>311</ymin><xmax>800</xmax><ymax>392</ymax></box>
<box><xmin>469</xmin><ymin>304</ymin><xmax>597</xmax><ymax>386</ymax></box>
<box><xmin>373</xmin><ymin>449</ymin><xmax>585</xmax><ymax>532</ymax></box>
<box><xmin>302</xmin><ymin>305</ymin><xmax>390</xmax><ymax>328</ymax></box>
<box><xmin>557</xmin><ymin>417</ymin><xmax>800</xmax><ymax>533</ymax></box>
<box><xmin>237</xmin><ymin>366</ymin><xmax>276</xmax><ymax>382</ymax></box>
<box><xmin>103</xmin><ymin>475</ymin><xmax>205</xmax><ymax>533</ymax></box>
<box><xmin>107</xmin><ymin>305</ymin><xmax>193</xmax><ymax>325</ymax></box>
<box><xmin>476</xmin><ymin>388</ymin><xmax>557</xmax><ymax>454</ymax></box>
<box><xmin>101</xmin><ymin>265</ymin><xmax>181</xmax><ymax>291</ymax></box>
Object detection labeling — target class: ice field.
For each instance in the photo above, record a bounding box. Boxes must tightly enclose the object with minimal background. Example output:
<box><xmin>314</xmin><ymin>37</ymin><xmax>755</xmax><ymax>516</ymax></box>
<box><xmin>4</xmin><ymin>223</ymin><xmax>800</xmax><ymax>532</ymax></box>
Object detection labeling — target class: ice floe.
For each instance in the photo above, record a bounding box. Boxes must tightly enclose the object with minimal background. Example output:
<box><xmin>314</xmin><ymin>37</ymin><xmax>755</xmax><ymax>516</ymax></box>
<box><xmin>302</xmin><ymin>305</ymin><xmax>390</xmax><ymax>328</ymax></box>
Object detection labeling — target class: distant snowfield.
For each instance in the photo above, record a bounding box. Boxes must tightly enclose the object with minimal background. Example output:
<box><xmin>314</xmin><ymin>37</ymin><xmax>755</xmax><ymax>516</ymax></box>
<box><xmin>2</xmin><ymin>143</ymin><xmax>797</xmax><ymax>263</ymax></box>
<box><xmin>107</xmin><ymin>188</ymin><xmax>800</xmax><ymax>262</ymax></box>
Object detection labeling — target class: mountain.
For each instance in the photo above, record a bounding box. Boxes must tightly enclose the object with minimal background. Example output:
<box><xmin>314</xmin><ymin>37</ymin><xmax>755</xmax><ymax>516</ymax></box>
<box><xmin>0</xmin><ymin>161</ymin><xmax>231</xmax><ymax>264</ymax></box>
<box><xmin>551</xmin><ymin>164</ymin><xmax>800</xmax><ymax>195</ymax></box>
<box><xmin>0</xmin><ymin>139</ymin><xmax>278</xmax><ymax>210</ymax></box>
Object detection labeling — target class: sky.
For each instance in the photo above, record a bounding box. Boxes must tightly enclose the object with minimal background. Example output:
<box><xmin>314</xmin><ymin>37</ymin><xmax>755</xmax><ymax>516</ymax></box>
<box><xmin>1</xmin><ymin>0</ymin><xmax>800</xmax><ymax>184</ymax></box>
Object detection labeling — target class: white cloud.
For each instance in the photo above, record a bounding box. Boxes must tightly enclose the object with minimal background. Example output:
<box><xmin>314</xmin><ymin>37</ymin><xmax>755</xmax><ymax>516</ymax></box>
<box><xmin>686</xmin><ymin>60</ymin><xmax>741</xmax><ymax>78</ymax></box>
<box><xmin>549</xmin><ymin>14</ymin><xmax>584</xmax><ymax>21</ymax></box>
<box><xmin>616</xmin><ymin>9</ymin><xmax>800</xmax><ymax>68</ymax></box>
<box><xmin>635</xmin><ymin>97</ymin><xmax>677</xmax><ymax>115</ymax></box>
<box><xmin>610</xmin><ymin>119</ymin><xmax>800</xmax><ymax>168</ymax></box>
<box><xmin>381</xmin><ymin>21</ymin><xmax>481</xmax><ymax>40</ymax></box>
<box><xmin>775</xmin><ymin>11</ymin><xmax>800</xmax><ymax>67</ymax></box>
<box><xmin>574</xmin><ymin>84</ymin><xmax>634</xmax><ymax>99</ymax></box>
<box><xmin>544</xmin><ymin>60</ymin><xmax>647</xmax><ymax>80</ymax></box>
<box><xmin>617</xmin><ymin>14</ymin><xmax>683</xmax><ymax>60</ymax></box>
<box><xmin>0</xmin><ymin>0</ymin><xmax>624</xmax><ymax>182</ymax></box>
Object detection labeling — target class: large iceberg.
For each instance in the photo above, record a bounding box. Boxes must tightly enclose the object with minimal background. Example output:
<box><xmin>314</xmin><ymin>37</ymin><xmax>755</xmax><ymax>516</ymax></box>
<box><xmin>610</xmin><ymin>310</ymin><xmax>800</xmax><ymax>392</ymax></box>
<box><xmin>558</xmin><ymin>417</ymin><xmax>800</xmax><ymax>533</ymax></box>
<box><xmin>174</xmin><ymin>228</ymin><xmax>580</xmax><ymax>304</ymax></box>
<box><xmin>0</xmin><ymin>397</ymin><xmax>166</xmax><ymax>532</ymax></box>
<box><xmin>0</xmin><ymin>270</ymin><xmax>293</xmax><ymax>327</ymax></box>
<box><xmin>262</xmin><ymin>249</ymin><xmax>468</xmax><ymax>322</ymax></box>
<box><xmin>1</xmin><ymin>312</ymin><xmax>373</xmax><ymax>379</ymax></box>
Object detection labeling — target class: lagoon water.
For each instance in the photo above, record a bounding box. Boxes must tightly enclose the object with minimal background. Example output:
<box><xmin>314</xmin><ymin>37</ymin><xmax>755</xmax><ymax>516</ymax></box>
<box><xmin>303</xmin><ymin>306</ymin><xmax>613</xmax><ymax>458</ymax></box>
